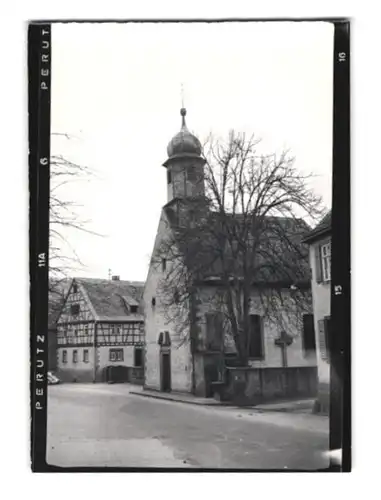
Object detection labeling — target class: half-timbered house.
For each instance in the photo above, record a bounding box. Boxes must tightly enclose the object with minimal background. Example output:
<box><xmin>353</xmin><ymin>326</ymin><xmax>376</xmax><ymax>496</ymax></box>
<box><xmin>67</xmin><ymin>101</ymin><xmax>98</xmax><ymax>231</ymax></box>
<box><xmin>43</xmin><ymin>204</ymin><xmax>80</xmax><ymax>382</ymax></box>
<box><xmin>56</xmin><ymin>276</ymin><xmax>145</xmax><ymax>384</ymax></box>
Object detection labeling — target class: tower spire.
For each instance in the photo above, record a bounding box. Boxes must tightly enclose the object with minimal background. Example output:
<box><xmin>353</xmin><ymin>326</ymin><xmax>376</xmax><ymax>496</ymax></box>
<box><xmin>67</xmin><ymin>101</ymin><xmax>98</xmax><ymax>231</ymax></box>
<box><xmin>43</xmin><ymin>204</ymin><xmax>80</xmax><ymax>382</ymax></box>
<box><xmin>180</xmin><ymin>83</ymin><xmax>186</xmax><ymax>128</ymax></box>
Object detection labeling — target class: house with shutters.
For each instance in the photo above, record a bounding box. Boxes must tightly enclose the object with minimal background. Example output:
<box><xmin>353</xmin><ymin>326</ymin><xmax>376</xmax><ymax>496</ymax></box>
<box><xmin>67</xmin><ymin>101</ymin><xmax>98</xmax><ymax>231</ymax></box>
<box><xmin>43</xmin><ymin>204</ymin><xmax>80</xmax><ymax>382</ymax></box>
<box><xmin>143</xmin><ymin>107</ymin><xmax>318</xmax><ymax>402</ymax></box>
<box><xmin>303</xmin><ymin>211</ymin><xmax>331</xmax><ymax>413</ymax></box>
<box><xmin>55</xmin><ymin>276</ymin><xmax>145</xmax><ymax>384</ymax></box>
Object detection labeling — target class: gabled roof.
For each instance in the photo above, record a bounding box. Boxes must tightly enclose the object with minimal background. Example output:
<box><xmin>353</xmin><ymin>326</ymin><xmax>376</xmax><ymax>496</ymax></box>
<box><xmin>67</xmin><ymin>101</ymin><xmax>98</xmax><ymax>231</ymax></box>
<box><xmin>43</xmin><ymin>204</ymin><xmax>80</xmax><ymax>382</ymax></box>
<box><xmin>48</xmin><ymin>279</ymin><xmax>70</xmax><ymax>328</ymax></box>
<box><xmin>74</xmin><ymin>278</ymin><xmax>145</xmax><ymax>322</ymax></box>
<box><xmin>162</xmin><ymin>202</ymin><xmax>311</xmax><ymax>285</ymax></box>
<box><xmin>303</xmin><ymin>211</ymin><xmax>331</xmax><ymax>244</ymax></box>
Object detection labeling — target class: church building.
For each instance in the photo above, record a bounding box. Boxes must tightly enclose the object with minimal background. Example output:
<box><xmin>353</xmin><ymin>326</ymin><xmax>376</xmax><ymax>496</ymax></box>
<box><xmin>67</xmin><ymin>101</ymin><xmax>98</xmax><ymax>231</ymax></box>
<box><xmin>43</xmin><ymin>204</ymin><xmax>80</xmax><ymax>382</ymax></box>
<box><xmin>143</xmin><ymin>108</ymin><xmax>318</xmax><ymax>403</ymax></box>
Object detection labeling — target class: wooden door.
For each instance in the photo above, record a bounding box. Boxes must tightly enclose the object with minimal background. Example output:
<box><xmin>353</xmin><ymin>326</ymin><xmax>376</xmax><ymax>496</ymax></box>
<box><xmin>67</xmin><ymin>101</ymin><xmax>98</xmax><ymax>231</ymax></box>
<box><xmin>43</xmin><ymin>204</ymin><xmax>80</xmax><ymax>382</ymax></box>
<box><xmin>160</xmin><ymin>351</ymin><xmax>171</xmax><ymax>392</ymax></box>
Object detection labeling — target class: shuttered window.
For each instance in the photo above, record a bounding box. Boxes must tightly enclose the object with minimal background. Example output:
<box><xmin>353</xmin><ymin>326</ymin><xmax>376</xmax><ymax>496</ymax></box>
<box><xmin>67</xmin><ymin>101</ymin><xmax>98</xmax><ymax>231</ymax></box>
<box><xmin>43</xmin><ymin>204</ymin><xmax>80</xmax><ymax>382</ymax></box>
<box><xmin>248</xmin><ymin>314</ymin><xmax>264</xmax><ymax>360</ymax></box>
<box><xmin>315</xmin><ymin>245</ymin><xmax>323</xmax><ymax>283</ymax></box>
<box><xmin>321</xmin><ymin>242</ymin><xmax>331</xmax><ymax>282</ymax></box>
<box><xmin>205</xmin><ymin>313</ymin><xmax>223</xmax><ymax>351</ymax></box>
<box><xmin>315</xmin><ymin>240</ymin><xmax>331</xmax><ymax>283</ymax></box>
<box><xmin>318</xmin><ymin>317</ymin><xmax>330</xmax><ymax>361</ymax></box>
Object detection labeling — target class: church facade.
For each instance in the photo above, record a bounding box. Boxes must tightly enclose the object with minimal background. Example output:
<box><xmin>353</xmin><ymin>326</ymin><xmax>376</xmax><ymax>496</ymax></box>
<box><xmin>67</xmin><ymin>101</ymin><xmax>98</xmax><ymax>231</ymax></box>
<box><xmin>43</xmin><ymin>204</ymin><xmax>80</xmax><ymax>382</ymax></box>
<box><xmin>143</xmin><ymin>109</ymin><xmax>318</xmax><ymax>402</ymax></box>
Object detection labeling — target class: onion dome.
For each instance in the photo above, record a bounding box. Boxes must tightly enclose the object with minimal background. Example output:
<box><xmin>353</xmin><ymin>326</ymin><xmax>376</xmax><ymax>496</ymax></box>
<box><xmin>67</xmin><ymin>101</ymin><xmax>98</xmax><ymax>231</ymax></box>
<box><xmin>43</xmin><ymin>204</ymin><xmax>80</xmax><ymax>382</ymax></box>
<box><xmin>166</xmin><ymin>108</ymin><xmax>202</xmax><ymax>159</ymax></box>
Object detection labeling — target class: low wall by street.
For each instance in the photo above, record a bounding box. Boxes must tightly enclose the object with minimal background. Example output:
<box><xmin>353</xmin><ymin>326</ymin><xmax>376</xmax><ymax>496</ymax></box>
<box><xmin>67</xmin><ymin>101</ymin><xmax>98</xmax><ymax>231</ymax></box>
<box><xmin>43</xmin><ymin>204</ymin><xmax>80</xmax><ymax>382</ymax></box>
<box><xmin>217</xmin><ymin>366</ymin><xmax>317</xmax><ymax>406</ymax></box>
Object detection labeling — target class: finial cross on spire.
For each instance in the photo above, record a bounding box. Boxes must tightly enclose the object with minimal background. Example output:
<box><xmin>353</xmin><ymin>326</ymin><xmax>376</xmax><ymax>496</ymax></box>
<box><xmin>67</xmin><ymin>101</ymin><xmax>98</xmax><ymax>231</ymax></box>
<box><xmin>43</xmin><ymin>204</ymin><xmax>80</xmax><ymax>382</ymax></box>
<box><xmin>181</xmin><ymin>82</ymin><xmax>185</xmax><ymax>108</ymax></box>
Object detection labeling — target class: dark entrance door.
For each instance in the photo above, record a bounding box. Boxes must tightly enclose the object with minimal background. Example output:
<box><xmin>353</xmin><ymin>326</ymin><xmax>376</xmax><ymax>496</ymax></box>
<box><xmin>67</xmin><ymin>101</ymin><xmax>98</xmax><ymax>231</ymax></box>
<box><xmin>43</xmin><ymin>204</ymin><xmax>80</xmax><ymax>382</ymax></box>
<box><xmin>160</xmin><ymin>351</ymin><xmax>171</xmax><ymax>392</ymax></box>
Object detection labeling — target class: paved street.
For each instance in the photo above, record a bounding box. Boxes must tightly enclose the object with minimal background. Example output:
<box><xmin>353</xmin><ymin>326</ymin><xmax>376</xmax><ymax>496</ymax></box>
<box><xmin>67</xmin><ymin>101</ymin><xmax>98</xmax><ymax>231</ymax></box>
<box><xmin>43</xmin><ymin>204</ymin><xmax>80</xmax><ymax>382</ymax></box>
<box><xmin>47</xmin><ymin>384</ymin><xmax>329</xmax><ymax>470</ymax></box>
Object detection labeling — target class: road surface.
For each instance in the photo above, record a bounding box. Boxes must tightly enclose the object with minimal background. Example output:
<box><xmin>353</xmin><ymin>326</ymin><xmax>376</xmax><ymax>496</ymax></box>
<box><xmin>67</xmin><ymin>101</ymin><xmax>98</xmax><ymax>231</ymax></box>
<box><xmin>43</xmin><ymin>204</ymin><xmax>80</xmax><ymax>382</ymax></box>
<box><xmin>47</xmin><ymin>384</ymin><xmax>329</xmax><ymax>470</ymax></box>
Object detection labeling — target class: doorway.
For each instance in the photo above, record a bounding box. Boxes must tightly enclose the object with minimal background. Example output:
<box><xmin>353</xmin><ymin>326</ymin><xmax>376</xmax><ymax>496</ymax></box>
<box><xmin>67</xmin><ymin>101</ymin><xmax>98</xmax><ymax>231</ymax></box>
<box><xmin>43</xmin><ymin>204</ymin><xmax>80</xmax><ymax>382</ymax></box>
<box><xmin>160</xmin><ymin>351</ymin><xmax>171</xmax><ymax>392</ymax></box>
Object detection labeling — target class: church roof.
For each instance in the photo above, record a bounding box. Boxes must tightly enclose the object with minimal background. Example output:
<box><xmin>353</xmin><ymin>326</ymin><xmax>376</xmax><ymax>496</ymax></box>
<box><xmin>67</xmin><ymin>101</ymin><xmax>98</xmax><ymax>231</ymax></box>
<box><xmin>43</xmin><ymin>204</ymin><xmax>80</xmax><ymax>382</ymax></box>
<box><xmin>74</xmin><ymin>278</ymin><xmax>145</xmax><ymax>322</ymax></box>
<box><xmin>166</xmin><ymin>108</ymin><xmax>202</xmax><ymax>160</ymax></box>
<box><xmin>163</xmin><ymin>204</ymin><xmax>311</xmax><ymax>286</ymax></box>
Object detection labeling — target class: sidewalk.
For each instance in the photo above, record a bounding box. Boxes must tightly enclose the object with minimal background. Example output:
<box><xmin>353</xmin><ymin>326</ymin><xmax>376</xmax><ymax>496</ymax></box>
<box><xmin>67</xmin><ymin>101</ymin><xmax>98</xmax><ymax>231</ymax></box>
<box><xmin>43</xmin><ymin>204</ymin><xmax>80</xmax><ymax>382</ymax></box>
<box><xmin>129</xmin><ymin>387</ymin><xmax>223</xmax><ymax>406</ymax></box>
<box><xmin>129</xmin><ymin>387</ymin><xmax>317</xmax><ymax>414</ymax></box>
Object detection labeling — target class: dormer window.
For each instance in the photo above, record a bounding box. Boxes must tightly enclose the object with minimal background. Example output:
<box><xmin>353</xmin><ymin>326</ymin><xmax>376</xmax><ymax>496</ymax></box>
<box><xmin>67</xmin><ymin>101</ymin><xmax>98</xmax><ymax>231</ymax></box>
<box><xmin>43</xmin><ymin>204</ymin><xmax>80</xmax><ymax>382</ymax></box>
<box><xmin>130</xmin><ymin>305</ymin><xmax>138</xmax><ymax>314</ymax></box>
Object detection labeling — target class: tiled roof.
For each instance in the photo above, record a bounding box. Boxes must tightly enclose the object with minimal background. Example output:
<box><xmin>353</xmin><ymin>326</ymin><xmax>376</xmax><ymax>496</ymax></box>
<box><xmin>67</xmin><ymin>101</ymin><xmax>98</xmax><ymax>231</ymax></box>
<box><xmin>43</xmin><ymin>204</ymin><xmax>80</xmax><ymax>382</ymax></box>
<box><xmin>303</xmin><ymin>211</ymin><xmax>331</xmax><ymax>243</ymax></box>
<box><xmin>75</xmin><ymin>278</ymin><xmax>145</xmax><ymax>321</ymax></box>
<box><xmin>163</xmin><ymin>203</ymin><xmax>311</xmax><ymax>285</ymax></box>
<box><xmin>48</xmin><ymin>279</ymin><xmax>70</xmax><ymax>328</ymax></box>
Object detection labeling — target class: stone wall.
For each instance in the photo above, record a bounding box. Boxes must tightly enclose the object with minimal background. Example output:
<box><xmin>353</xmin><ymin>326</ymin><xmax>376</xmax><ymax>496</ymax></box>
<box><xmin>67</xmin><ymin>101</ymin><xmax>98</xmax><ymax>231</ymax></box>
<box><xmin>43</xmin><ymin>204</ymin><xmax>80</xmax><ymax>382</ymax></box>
<box><xmin>220</xmin><ymin>366</ymin><xmax>317</xmax><ymax>405</ymax></box>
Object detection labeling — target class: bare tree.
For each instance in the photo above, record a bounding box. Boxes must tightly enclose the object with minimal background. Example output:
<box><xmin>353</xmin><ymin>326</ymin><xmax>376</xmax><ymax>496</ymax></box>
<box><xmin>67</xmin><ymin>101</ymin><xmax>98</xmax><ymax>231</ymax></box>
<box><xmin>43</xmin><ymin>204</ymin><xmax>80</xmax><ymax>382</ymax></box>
<box><xmin>155</xmin><ymin>131</ymin><xmax>326</xmax><ymax>365</ymax></box>
<box><xmin>49</xmin><ymin>133</ymin><xmax>101</xmax><ymax>297</ymax></box>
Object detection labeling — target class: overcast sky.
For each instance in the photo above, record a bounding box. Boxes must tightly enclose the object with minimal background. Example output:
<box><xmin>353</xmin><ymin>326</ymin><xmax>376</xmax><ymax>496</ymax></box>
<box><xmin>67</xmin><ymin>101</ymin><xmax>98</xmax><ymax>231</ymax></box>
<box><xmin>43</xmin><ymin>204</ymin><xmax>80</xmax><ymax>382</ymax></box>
<box><xmin>51</xmin><ymin>21</ymin><xmax>333</xmax><ymax>282</ymax></box>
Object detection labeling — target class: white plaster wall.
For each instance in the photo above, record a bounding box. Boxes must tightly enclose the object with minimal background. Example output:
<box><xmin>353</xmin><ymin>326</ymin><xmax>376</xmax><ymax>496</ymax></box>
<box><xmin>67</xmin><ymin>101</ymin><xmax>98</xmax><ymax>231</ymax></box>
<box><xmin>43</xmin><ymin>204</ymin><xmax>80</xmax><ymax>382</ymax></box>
<box><xmin>97</xmin><ymin>345</ymin><xmax>135</xmax><ymax>369</ymax></box>
<box><xmin>143</xmin><ymin>211</ymin><xmax>192</xmax><ymax>392</ymax></box>
<box><xmin>57</xmin><ymin>346</ymin><xmax>94</xmax><ymax>370</ymax></box>
<box><xmin>309</xmin><ymin>241</ymin><xmax>331</xmax><ymax>385</ymax></box>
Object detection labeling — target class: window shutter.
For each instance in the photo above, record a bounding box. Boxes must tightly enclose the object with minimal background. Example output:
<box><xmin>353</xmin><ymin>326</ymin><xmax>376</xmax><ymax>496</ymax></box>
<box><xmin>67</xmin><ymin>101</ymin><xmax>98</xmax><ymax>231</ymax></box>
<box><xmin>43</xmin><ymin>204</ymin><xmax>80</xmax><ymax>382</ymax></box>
<box><xmin>324</xmin><ymin>317</ymin><xmax>331</xmax><ymax>360</ymax></box>
<box><xmin>315</xmin><ymin>244</ymin><xmax>323</xmax><ymax>283</ymax></box>
<box><xmin>317</xmin><ymin>319</ymin><xmax>327</xmax><ymax>360</ymax></box>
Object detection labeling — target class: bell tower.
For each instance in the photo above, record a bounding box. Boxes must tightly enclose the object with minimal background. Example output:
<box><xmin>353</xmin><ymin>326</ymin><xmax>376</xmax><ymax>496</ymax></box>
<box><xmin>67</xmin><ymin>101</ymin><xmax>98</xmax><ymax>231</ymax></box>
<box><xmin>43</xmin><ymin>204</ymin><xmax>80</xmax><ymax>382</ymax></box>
<box><xmin>163</xmin><ymin>108</ymin><xmax>206</xmax><ymax>203</ymax></box>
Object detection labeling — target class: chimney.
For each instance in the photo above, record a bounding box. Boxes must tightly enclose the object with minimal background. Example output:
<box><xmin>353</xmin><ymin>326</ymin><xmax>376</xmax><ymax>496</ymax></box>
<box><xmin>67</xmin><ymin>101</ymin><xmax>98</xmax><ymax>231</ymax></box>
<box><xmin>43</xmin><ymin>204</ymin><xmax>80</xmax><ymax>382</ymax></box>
<box><xmin>112</xmin><ymin>275</ymin><xmax>120</xmax><ymax>281</ymax></box>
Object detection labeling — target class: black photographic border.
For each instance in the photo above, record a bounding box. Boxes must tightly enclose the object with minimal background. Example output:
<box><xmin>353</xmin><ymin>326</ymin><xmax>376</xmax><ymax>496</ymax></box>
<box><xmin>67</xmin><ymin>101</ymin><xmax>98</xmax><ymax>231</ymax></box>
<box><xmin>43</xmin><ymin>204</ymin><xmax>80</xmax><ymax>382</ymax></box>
<box><xmin>29</xmin><ymin>18</ymin><xmax>350</xmax><ymax>473</ymax></box>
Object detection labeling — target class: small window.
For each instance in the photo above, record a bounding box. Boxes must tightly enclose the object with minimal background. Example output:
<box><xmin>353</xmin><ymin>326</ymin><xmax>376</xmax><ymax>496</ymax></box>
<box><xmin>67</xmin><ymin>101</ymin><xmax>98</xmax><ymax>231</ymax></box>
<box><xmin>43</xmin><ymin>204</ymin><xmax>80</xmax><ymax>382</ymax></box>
<box><xmin>73</xmin><ymin>283</ymin><xmax>78</xmax><ymax>294</ymax></box>
<box><xmin>248</xmin><ymin>315</ymin><xmax>264</xmax><ymax>359</ymax></box>
<box><xmin>321</xmin><ymin>242</ymin><xmax>331</xmax><ymax>282</ymax></box>
<box><xmin>109</xmin><ymin>348</ymin><xmax>124</xmax><ymax>362</ymax></box>
<box><xmin>187</xmin><ymin>165</ymin><xmax>197</xmax><ymax>182</ymax></box>
<box><xmin>84</xmin><ymin>325</ymin><xmax>88</xmax><ymax>335</ymax></box>
<box><xmin>73</xmin><ymin>350</ymin><xmax>78</xmax><ymax>363</ymax></box>
<box><xmin>167</xmin><ymin>170</ymin><xmax>172</xmax><ymax>184</ymax></box>
<box><xmin>62</xmin><ymin>350</ymin><xmax>67</xmax><ymax>363</ymax></box>
<box><xmin>151</xmin><ymin>297</ymin><xmax>156</xmax><ymax>307</ymax></box>
<box><xmin>130</xmin><ymin>305</ymin><xmax>138</xmax><ymax>313</ymax></box>
<box><xmin>134</xmin><ymin>347</ymin><xmax>143</xmax><ymax>367</ymax></box>
<box><xmin>71</xmin><ymin>303</ymin><xmax>80</xmax><ymax>316</ymax></box>
<box><xmin>112</xmin><ymin>325</ymin><xmax>121</xmax><ymax>335</ymax></box>
<box><xmin>162</xmin><ymin>258</ymin><xmax>167</xmax><ymax>272</ymax></box>
<box><xmin>83</xmin><ymin>349</ymin><xmax>89</xmax><ymax>363</ymax></box>
<box><xmin>74</xmin><ymin>329</ymin><xmax>78</xmax><ymax>337</ymax></box>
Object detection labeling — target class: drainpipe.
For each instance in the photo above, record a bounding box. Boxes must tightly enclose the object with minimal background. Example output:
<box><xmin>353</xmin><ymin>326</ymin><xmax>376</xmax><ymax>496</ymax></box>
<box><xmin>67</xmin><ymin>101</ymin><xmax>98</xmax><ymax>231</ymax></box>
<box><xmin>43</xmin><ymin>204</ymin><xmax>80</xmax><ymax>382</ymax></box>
<box><xmin>93</xmin><ymin>321</ymin><xmax>98</xmax><ymax>383</ymax></box>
